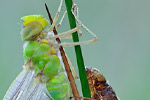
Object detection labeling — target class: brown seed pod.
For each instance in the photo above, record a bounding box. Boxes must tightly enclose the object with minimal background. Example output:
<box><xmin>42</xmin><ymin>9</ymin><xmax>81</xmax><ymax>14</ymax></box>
<box><xmin>86</xmin><ymin>67</ymin><xmax>118</xmax><ymax>100</ymax></box>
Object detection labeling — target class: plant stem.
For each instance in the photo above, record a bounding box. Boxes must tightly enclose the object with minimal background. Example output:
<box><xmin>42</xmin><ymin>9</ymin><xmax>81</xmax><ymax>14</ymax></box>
<box><xmin>64</xmin><ymin>0</ymin><xmax>91</xmax><ymax>99</ymax></box>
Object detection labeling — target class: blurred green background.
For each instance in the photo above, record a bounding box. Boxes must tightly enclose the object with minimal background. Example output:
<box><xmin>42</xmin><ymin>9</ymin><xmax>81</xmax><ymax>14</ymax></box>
<box><xmin>0</xmin><ymin>0</ymin><xmax>150</xmax><ymax>99</ymax></box>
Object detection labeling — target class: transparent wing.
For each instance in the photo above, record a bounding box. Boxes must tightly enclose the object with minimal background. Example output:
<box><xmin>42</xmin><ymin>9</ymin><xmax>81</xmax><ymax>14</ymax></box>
<box><xmin>3</xmin><ymin>67</ymin><xmax>53</xmax><ymax>100</ymax></box>
<box><xmin>3</xmin><ymin>67</ymin><xmax>35</xmax><ymax>100</ymax></box>
<box><xmin>41</xmin><ymin>88</ymin><xmax>54</xmax><ymax>100</ymax></box>
<box><xmin>21</xmin><ymin>78</ymin><xmax>53</xmax><ymax>100</ymax></box>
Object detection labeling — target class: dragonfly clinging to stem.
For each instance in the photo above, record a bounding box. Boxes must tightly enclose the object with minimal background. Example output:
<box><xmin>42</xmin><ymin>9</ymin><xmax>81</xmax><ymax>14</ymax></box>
<box><xmin>3</xmin><ymin>0</ymin><xmax>98</xmax><ymax>100</ymax></box>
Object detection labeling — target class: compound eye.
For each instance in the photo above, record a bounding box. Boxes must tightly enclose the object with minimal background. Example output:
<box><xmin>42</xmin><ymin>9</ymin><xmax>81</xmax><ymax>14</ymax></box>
<box><xmin>22</xmin><ymin>22</ymin><xmax>43</xmax><ymax>41</ymax></box>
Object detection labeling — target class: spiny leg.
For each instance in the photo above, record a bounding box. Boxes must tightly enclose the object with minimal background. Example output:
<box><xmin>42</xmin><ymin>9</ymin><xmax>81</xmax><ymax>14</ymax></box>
<box><xmin>49</xmin><ymin>0</ymin><xmax>63</xmax><ymax>32</ymax></box>
<box><xmin>50</xmin><ymin>26</ymin><xmax>98</xmax><ymax>47</ymax></box>
<box><xmin>45</xmin><ymin>2</ymin><xmax>81</xmax><ymax>39</ymax></box>
<box><xmin>72</xmin><ymin>0</ymin><xmax>79</xmax><ymax>19</ymax></box>
<box><xmin>52</xmin><ymin>24</ymin><xmax>97</xmax><ymax>46</ymax></box>
<box><xmin>55</xmin><ymin>11</ymin><xmax>82</xmax><ymax>39</ymax></box>
<box><xmin>55</xmin><ymin>11</ymin><xmax>67</xmax><ymax>30</ymax></box>
<box><xmin>71</xmin><ymin>1</ymin><xmax>98</xmax><ymax>39</ymax></box>
<box><xmin>48</xmin><ymin>0</ymin><xmax>98</xmax><ymax>46</ymax></box>
<box><xmin>60</xmin><ymin>38</ymin><xmax>98</xmax><ymax>47</ymax></box>
<box><xmin>60</xmin><ymin>25</ymin><xmax>82</xmax><ymax>39</ymax></box>
<box><xmin>65</xmin><ymin>53</ymin><xmax>78</xmax><ymax>79</ymax></box>
<box><xmin>62</xmin><ymin>0</ymin><xmax>82</xmax><ymax>39</ymax></box>
<box><xmin>61</xmin><ymin>32</ymin><xmax>82</xmax><ymax>39</ymax></box>
<box><xmin>72</xmin><ymin>0</ymin><xmax>82</xmax><ymax>37</ymax></box>
<box><xmin>52</xmin><ymin>0</ymin><xmax>98</xmax><ymax>47</ymax></box>
<box><xmin>53</xmin><ymin>25</ymin><xmax>81</xmax><ymax>39</ymax></box>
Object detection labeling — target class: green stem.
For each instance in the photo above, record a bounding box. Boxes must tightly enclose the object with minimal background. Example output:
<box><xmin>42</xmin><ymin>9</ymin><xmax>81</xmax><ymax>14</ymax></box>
<box><xmin>64</xmin><ymin>0</ymin><xmax>91</xmax><ymax>99</ymax></box>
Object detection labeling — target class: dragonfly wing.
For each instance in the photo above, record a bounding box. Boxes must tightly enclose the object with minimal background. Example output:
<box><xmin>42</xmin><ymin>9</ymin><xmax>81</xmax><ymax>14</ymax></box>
<box><xmin>40</xmin><ymin>86</ymin><xmax>54</xmax><ymax>100</ymax></box>
<box><xmin>22</xmin><ymin>79</ymin><xmax>53</xmax><ymax>100</ymax></box>
<box><xmin>3</xmin><ymin>67</ymin><xmax>35</xmax><ymax>100</ymax></box>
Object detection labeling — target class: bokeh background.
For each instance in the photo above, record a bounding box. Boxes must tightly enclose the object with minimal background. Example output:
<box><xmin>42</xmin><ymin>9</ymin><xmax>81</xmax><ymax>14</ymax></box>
<box><xmin>0</xmin><ymin>0</ymin><xmax>150</xmax><ymax>99</ymax></box>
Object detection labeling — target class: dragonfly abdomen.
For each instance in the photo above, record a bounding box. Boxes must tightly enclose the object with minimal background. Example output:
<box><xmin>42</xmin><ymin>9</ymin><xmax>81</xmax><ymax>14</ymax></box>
<box><xmin>47</xmin><ymin>72</ymin><xmax>70</xmax><ymax>100</ymax></box>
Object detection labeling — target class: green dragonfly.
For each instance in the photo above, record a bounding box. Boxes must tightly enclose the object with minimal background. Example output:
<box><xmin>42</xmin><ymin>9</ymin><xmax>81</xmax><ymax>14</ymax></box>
<box><xmin>3</xmin><ymin>0</ymin><xmax>98</xmax><ymax>100</ymax></box>
<box><xmin>3</xmin><ymin>14</ymin><xmax>71</xmax><ymax>100</ymax></box>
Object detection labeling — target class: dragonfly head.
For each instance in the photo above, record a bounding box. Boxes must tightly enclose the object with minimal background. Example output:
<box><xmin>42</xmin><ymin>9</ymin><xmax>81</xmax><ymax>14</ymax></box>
<box><xmin>21</xmin><ymin>15</ymin><xmax>49</xmax><ymax>41</ymax></box>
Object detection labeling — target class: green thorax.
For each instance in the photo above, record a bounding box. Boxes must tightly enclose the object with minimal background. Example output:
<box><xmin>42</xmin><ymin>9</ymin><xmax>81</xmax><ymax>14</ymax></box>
<box><xmin>23</xmin><ymin>39</ymin><xmax>60</xmax><ymax>80</ymax></box>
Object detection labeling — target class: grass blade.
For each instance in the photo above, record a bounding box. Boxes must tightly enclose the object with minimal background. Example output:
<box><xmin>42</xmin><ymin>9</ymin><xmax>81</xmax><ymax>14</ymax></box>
<box><xmin>64</xmin><ymin>0</ymin><xmax>91</xmax><ymax>99</ymax></box>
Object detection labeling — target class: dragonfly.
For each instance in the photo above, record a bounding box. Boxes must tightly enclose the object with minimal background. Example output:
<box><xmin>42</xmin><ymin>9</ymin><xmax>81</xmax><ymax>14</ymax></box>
<box><xmin>86</xmin><ymin>67</ymin><xmax>119</xmax><ymax>100</ymax></box>
<box><xmin>3</xmin><ymin>0</ymin><xmax>98</xmax><ymax>100</ymax></box>
<box><xmin>3</xmin><ymin>14</ymin><xmax>71</xmax><ymax>100</ymax></box>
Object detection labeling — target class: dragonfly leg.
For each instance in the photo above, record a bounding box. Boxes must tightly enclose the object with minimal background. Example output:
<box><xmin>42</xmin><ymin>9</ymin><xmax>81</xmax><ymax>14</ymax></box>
<box><xmin>59</xmin><ymin>38</ymin><xmax>98</xmax><ymax>47</ymax></box>
<box><xmin>61</xmin><ymin>32</ymin><xmax>82</xmax><ymax>39</ymax></box>
<box><xmin>49</xmin><ymin>0</ymin><xmax>63</xmax><ymax>32</ymax></box>
<box><xmin>65</xmin><ymin>54</ymin><xmax>78</xmax><ymax>79</ymax></box>
<box><xmin>71</xmin><ymin>0</ymin><xmax>83</xmax><ymax>39</ymax></box>
<box><xmin>55</xmin><ymin>11</ymin><xmax>67</xmax><ymax>30</ymax></box>
<box><xmin>53</xmin><ymin>0</ymin><xmax>98</xmax><ymax>46</ymax></box>
<box><xmin>51</xmin><ymin>26</ymin><xmax>97</xmax><ymax>47</ymax></box>
<box><xmin>53</xmin><ymin>25</ymin><xmax>81</xmax><ymax>39</ymax></box>
<box><xmin>55</xmin><ymin>10</ymin><xmax>82</xmax><ymax>39</ymax></box>
<box><xmin>71</xmin><ymin>1</ymin><xmax>97</xmax><ymax>38</ymax></box>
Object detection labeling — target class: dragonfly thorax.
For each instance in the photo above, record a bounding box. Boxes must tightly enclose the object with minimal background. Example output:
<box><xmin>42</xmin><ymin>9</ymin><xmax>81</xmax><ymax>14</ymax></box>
<box><xmin>23</xmin><ymin>39</ymin><xmax>61</xmax><ymax>81</ymax></box>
